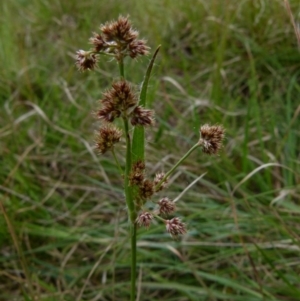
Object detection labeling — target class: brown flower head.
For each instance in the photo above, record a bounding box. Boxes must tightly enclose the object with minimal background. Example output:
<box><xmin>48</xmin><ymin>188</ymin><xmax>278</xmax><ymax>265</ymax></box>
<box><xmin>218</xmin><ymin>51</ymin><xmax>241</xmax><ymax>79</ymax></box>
<box><xmin>198</xmin><ymin>124</ymin><xmax>225</xmax><ymax>155</ymax></box>
<box><xmin>129</xmin><ymin>160</ymin><xmax>146</xmax><ymax>186</ymax></box>
<box><xmin>139</xmin><ymin>179</ymin><xmax>154</xmax><ymax>200</ymax></box>
<box><xmin>130</xmin><ymin>106</ymin><xmax>155</xmax><ymax>126</ymax></box>
<box><xmin>76</xmin><ymin>50</ymin><xmax>98</xmax><ymax>71</ymax></box>
<box><xmin>76</xmin><ymin>16</ymin><xmax>149</xmax><ymax>70</ymax></box>
<box><xmin>101</xmin><ymin>16</ymin><xmax>138</xmax><ymax>44</ymax></box>
<box><xmin>95</xmin><ymin>124</ymin><xmax>122</xmax><ymax>154</ymax></box>
<box><xmin>158</xmin><ymin>197</ymin><xmax>176</xmax><ymax>216</ymax></box>
<box><xmin>165</xmin><ymin>217</ymin><xmax>186</xmax><ymax>238</ymax></box>
<box><xmin>97</xmin><ymin>80</ymin><xmax>137</xmax><ymax>122</ymax></box>
<box><xmin>99</xmin><ymin>16</ymin><xmax>149</xmax><ymax>60</ymax></box>
<box><xmin>128</xmin><ymin>39</ymin><xmax>150</xmax><ymax>58</ymax></box>
<box><xmin>97</xmin><ymin>102</ymin><xmax>121</xmax><ymax>123</ymax></box>
<box><xmin>136</xmin><ymin>211</ymin><xmax>153</xmax><ymax>228</ymax></box>
<box><xmin>89</xmin><ymin>33</ymin><xmax>106</xmax><ymax>52</ymax></box>
<box><xmin>154</xmin><ymin>172</ymin><xmax>168</xmax><ymax>192</ymax></box>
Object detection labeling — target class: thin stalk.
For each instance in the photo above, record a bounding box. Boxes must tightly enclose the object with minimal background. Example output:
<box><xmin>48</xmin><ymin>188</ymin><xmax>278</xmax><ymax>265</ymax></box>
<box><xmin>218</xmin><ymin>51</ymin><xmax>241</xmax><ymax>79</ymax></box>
<box><xmin>155</xmin><ymin>143</ymin><xmax>200</xmax><ymax>191</ymax></box>
<box><xmin>118</xmin><ymin>58</ymin><xmax>125</xmax><ymax>78</ymax></box>
<box><xmin>118</xmin><ymin>58</ymin><xmax>137</xmax><ymax>301</ymax></box>
<box><xmin>123</xmin><ymin>116</ymin><xmax>137</xmax><ymax>301</ymax></box>
<box><xmin>122</xmin><ymin>117</ymin><xmax>136</xmax><ymax>222</ymax></box>
<box><xmin>130</xmin><ymin>223</ymin><xmax>137</xmax><ymax>301</ymax></box>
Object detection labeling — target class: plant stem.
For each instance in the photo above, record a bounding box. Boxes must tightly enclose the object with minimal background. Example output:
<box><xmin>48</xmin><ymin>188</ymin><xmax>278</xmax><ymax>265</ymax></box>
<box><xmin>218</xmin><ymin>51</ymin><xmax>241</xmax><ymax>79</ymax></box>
<box><xmin>122</xmin><ymin>116</ymin><xmax>137</xmax><ymax>301</ymax></box>
<box><xmin>130</xmin><ymin>223</ymin><xmax>137</xmax><ymax>301</ymax></box>
<box><xmin>118</xmin><ymin>58</ymin><xmax>137</xmax><ymax>300</ymax></box>
<box><xmin>122</xmin><ymin>117</ymin><xmax>135</xmax><ymax>221</ymax></box>
<box><xmin>155</xmin><ymin>142</ymin><xmax>200</xmax><ymax>191</ymax></box>
<box><xmin>118</xmin><ymin>57</ymin><xmax>125</xmax><ymax>78</ymax></box>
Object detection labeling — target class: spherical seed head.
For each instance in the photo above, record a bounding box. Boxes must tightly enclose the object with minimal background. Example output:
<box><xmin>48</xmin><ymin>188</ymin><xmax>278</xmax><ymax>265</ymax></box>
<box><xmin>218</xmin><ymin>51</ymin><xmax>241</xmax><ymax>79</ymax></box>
<box><xmin>111</xmin><ymin>80</ymin><xmax>137</xmax><ymax>111</ymax></box>
<box><xmin>129</xmin><ymin>160</ymin><xmax>146</xmax><ymax>186</ymax></box>
<box><xmin>106</xmin><ymin>80</ymin><xmax>138</xmax><ymax>114</ymax></box>
<box><xmin>75</xmin><ymin>50</ymin><xmax>98</xmax><ymax>71</ymax></box>
<box><xmin>128</xmin><ymin>39</ymin><xmax>150</xmax><ymax>58</ymax></box>
<box><xmin>89</xmin><ymin>32</ymin><xmax>106</xmax><ymax>52</ymax></box>
<box><xmin>139</xmin><ymin>179</ymin><xmax>154</xmax><ymax>200</ymax></box>
<box><xmin>98</xmin><ymin>16</ymin><xmax>149</xmax><ymax>60</ymax></box>
<box><xmin>130</xmin><ymin>106</ymin><xmax>155</xmax><ymax>126</ymax></box>
<box><xmin>100</xmin><ymin>16</ymin><xmax>138</xmax><ymax>43</ymax></box>
<box><xmin>136</xmin><ymin>211</ymin><xmax>153</xmax><ymax>228</ymax></box>
<box><xmin>97</xmin><ymin>102</ymin><xmax>121</xmax><ymax>123</ymax></box>
<box><xmin>97</xmin><ymin>81</ymin><xmax>137</xmax><ymax>122</ymax></box>
<box><xmin>154</xmin><ymin>172</ymin><xmax>168</xmax><ymax>192</ymax></box>
<box><xmin>95</xmin><ymin>124</ymin><xmax>122</xmax><ymax>154</ymax></box>
<box><xmin>101</xmin><ymin>16</ymin><xmax>138</xmax><ymax>44</ymax></box>
<box><xmin>165</xmin><ymin>217</ymin><xmax>186</xmax><ymax>238</ymax></box>
<box><xmin>158</xmin><ymin>197</ymin><xmax>176</xmax><ymax>215</ymax></box>
<box><xmin>133</xmin><ymin>160</ymin><xmax>146</xmax><ymax>173</ymax></box>
<box><xmin>199</xmin><ymin>124</ymin><xmax>225</xmax><ymax>155</ymax></box>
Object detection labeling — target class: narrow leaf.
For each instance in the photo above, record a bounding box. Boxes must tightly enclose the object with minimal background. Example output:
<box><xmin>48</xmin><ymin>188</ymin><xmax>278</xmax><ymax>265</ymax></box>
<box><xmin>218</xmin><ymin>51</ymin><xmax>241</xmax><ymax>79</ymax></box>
<box><xmin>132</xmin><ymin>45</ymin><xmax>161</xmax><ymax>163</ymax></box>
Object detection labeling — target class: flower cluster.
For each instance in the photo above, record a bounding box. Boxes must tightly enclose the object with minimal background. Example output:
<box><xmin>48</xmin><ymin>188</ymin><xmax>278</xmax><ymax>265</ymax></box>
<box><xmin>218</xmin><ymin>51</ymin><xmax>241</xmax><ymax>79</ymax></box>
<box><xmin>129</xmin><ymin>160</ymin><xmax>145</xmax><ymax>186</ymax></box>
<box><xmin>132</xmin><ymin>162</ymin><xmax>185</xmax><ymax>238</ymax></box>
<box><xmin>75</xmin><ymin>16</ymin><xmax>226</xmax><ymax>301</ymax></box>
<box><xmin>165</xmin><ymin>218</ymin><xmax>186</xmax><ymax>237</ymax></box>
<box><xmin>76</xmin><ymin>16</ymin><xmax>149</xmax><ymax>71</ymax></box>
<box><xmin>158</xmin><ymin>197</ymin><xmax>176</xmax><ymax>215</ymax></box>
<box><xmin>129</xmin><ymin>160</ymin><xmax>154</xmax><ymax>204</ymax></box>
<box><xmin>75</xmin><ymin>17</ymin><xmax>225</xmax><ymax>241</ymax></box>
<box><xmin>134</xmin><ymin>124</ymin><xmax>225</xmax><ymax>238</ymax></box>
<box><xmin>97</xmin><ymin>80</ymin><xmax>154</xmax><ymax>126</ymax></box>
<box><xmin>95</xmin><ymin>124</ymin><xmax>122</xmax><ymax>154</ymax></box>
<box><xmin>154</xmin><ymin>172</ymin><xmax>168</xmax><ymax>192</ymax></box>
<box><xmin>136</xmin><ymin>212</ymin><xmax>153</xmax><ymax>228</ymax></box>
<box><xmin>75</xmin><ymin>50</ymin><xmax>98</xmax><ymax>72</ymax></box>
<box><xmin>198</xmin><ymin>124</ymin><xmax>225</xmax><ymax>155</ymax></box>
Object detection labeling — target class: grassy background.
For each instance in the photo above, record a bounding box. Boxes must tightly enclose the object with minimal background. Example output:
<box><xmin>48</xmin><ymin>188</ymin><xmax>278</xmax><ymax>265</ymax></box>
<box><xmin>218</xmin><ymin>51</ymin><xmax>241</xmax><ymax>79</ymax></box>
<box><xmin>1</xmin><ymin>0</ymin><xmax>300</xmax><ymax>300</ymax></box>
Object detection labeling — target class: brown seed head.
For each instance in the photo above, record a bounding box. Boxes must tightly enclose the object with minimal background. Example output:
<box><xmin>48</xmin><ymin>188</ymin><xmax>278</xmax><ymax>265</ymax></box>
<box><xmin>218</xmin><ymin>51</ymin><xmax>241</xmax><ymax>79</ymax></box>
<box><xmin>136</xmin><ymin>211</ymin><xmax>153</xmax><ymax>228</ymax></box>
<box><xmin>133</xmin><ymin>160</ymin><xmax>146</xmax><ymax>173</ymax></box>
<box><xmin>76</xmin><ymin>16</ymin><xmax>149</xmax><ymax>69</ymax></box>
<box><xmin>97</xmin><ymin>16</ymin><xmax>149</xmax><ymax>60</ymax></box>
<box><xmin>130</xmin><ymin>106</ymin><xmax>155</xmax><ymax>126</ymax></box>
<box><xmin>165</xmin><ymin>217</ymin><xmax>186</xmax><ymax>238</ymax></box>
<box><xmin>97</xmin><ymin>81</ymin><xmax>137</xmax><ymax>122</ymax></box>
<box><xmin>89</xmin><ymin>32</ymin><xmax>106</xmax><ymax>52</ymax></box>
<box><xmin>95</xmin><ymin>124</ymin><xmax>122</xmax><ymax>154</ymax></box>
<box><xmin>101</xmin><ymin>16</ymin><xmax>138</xmax><ymax>44</ymax></box>
<box><xmin>97</xmin><ymin>102</ymin><xmax>121</xmax><ymax>123</ymax></box>
<box><xmin>139</xmin><ymin>179</ymin><xmax>154</xmax><ymax>200</ymax></box>
<box><xmin>198</xmin><ymin>124</ymin><xmax>225</xmax><ymax>155</ymax></box>
<box><xmin>154</xmin><ymin>172</ymin><xmax>168</xmax><ymax>192</ymax></box>
<box><xmin>129</xmin><ymin>160</ymin><xmax>146</xmax><ymax>186</ymax></box>
<box><xmin>158</xmin><ymin>197</ymin><xmax>176</xmax><ymax>215</ymax></box>
<box><xmin>128</xmin><ymin>39</ymin><xmax>150</xmax><ymax>58</ymax></box>
<box><xmin>75</xmin><ymin>50</ymin><xmax>98</xmax><ymax>71</ymax></box>
<box><xmin>107</xmin><ymin>81</ymin><xmax>137</xmax><ymax>113</ymax></box>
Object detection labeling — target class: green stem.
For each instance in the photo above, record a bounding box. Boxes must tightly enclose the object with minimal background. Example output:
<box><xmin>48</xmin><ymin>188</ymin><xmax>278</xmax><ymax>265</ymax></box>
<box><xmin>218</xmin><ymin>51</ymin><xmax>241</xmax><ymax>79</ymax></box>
<box><xmin>123</xmin><ymin>116</ymin><xmax>137</xmax><ymax>301</ymax></box>
<box><xmin>130</xmin><ymin>223</ymin><xmax>137</xmax><ymax>301</ymax></box>
<box><xmin>119</xmin><ymin>56</ymin><xmax>136</xmax><ymax>301</ymax></box>
<box><xmin>153</xmin><ymin>213</ymin><xmax>165</xmax><ymax>223</ymax></box>
<box><xmin>122</xmin><ymin>117</ymin><xmax>136</xmax><ymax>221</ymax></box>
<box><xmin>118</xmin><ymin>58</ymin><xmax>125</xmax><ymax>78</ymax></box>
<box><xmin>155</xmin><ymin>142</ymin><xmax>200</xmax><ymax>191</ymax></box>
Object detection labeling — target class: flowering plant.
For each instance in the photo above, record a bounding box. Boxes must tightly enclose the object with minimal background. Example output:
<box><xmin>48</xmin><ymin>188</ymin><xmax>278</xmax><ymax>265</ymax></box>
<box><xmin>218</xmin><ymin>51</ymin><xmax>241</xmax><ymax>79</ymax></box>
<box><xmin>76</xmin><ymin>16</ymin><xmax>224</xmax><ymax>300</ymax></box>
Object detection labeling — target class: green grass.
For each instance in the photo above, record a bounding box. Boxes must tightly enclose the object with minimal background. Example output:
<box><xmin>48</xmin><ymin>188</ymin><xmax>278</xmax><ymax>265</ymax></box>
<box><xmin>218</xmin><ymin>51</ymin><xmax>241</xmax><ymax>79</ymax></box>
<box><xmin>1</xmin><ymin>0</ymin><xmax>300</xmax><ymax>300</ymax></box>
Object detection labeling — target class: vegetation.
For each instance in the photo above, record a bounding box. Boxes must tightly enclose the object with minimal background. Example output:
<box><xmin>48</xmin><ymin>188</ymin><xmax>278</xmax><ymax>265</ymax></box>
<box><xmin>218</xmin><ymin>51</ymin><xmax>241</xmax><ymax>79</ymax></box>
<box><xmin>1</xmin><ymin>0</ymin><xmax>299</xmax><ymax>300</ymax></box>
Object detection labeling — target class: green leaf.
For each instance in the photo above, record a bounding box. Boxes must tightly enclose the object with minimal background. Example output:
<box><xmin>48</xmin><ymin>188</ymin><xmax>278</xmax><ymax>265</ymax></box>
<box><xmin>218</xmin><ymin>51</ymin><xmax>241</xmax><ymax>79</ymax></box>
<box><xmin>131</xmin><ymin>45</ymin><xmax>161</xmax><ymax>163</ymax></box>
